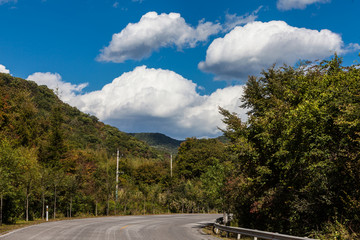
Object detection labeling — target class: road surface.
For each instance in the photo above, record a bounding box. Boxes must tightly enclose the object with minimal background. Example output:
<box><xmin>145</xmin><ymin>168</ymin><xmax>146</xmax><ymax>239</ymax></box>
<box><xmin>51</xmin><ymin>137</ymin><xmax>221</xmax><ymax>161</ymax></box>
<box><xmin>0</xmin><ymin>214</ymin><xmax>221</xmax><ymax>240</ymax></box>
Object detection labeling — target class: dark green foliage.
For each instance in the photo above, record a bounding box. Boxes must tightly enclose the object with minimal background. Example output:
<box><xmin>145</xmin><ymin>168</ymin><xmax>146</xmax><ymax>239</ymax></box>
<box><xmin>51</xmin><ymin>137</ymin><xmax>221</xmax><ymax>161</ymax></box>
<box><xmin>221</xmin><ymin>56</ymin><xmax>360</xmax><ymax>237</ymax></box>
<box><xmin>0</xmin><ymin>72</ymin><xmax>226</xmax><ymax>223</ymax></box>
<box><xmin>175</xmin><ymin>137</ymin><xmax>226</xmax><ymax>179</ymax></box>
<box><xmin>0</xmin><ymin>73</ymin><xmax>172</xmax><ymax>222</ymax></box>
<box><xmin>0</xmin><ymin>73</ymin><xmax>158</xmax><ymax>159</ymax></box>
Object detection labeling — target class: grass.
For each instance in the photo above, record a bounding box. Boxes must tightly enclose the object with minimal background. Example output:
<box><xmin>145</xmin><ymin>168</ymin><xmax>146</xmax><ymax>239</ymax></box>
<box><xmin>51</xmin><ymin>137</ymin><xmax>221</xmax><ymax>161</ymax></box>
<box><xmin>0</xmin><ymin>219</ymin><xmax>50</xmax><ymax>235</ymax></box>
<box><xmin>0</xmin><ymin>216</ymin><xmax>95</xmax><ymax>235</ymax></box>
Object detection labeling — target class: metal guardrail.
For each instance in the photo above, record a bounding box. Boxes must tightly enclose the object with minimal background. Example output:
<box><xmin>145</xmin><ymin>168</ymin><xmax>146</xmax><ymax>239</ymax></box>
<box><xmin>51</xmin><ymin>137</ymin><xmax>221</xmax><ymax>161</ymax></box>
<box><xmin>213</xmin><ymin>220</ymin><xmax>317</xmax><ymax>240</ymax></box>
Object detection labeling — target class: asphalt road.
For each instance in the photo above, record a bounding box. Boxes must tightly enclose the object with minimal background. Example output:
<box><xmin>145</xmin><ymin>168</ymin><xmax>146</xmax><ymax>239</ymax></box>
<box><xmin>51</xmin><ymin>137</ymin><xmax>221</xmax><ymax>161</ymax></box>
<box><xmin>0</xmin><ymin>214</ymin><xmax>221</xmax><ymax>240</ymax></box>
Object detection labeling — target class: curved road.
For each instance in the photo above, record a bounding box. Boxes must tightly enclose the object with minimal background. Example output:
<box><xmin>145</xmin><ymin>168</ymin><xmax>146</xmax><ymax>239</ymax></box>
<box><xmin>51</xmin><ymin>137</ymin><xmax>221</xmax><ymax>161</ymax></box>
<box><xmin>0</xmin><ymin>214</ymin><xmax>221</xmax><ymax>240</ymax></box>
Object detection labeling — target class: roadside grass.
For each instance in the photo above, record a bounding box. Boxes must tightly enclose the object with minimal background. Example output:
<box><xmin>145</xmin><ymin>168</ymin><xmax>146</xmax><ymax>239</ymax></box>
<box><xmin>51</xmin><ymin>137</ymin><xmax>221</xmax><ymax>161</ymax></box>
<box><xmin>0</xmin><ymin>219</ymin><xmax>51</xmax><ymax>235</ymax></box>
<box><xmin>0</xmin><ymin>216</ymin><xmax>96</xmax><ymax>235</ymax></box>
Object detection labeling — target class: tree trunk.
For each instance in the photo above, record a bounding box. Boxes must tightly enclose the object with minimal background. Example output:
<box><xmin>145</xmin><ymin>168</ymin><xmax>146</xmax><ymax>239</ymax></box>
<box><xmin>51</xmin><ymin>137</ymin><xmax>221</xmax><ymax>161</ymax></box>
<box><xmin>26</xmin><ymin>191</ymin><xmax>29</xmax><ymax>221</ymax></box>
<box><xmin>70</xmin><ymin>196</ymin><xmax>72</xmax><ymax>218</ymax></box>
<box><xmin>0</xmin><ymin>194</ymin><xmax>3</xmax><ymax>226</ymax></box>
<box><xmin>42</xmin><ymin>192</ymin><xmax>45</xmax><ymax>220</ymax></box>
<box><xmin>106</xmin><ymin>195</ymin><xmax>109</xmax><ymax>216</ymax></box>
<box><xmin>95</xmin><ymin>200</ymin><xmax>98</xmax><ymax>216</ymax></box>
<box><xmin>143</xmin><ymin>198</ymin><xmax>145</xmax><ymax>215</ymax></box>
<box><xmin>54</xmin><ymin>185</ymin><xmax>57</xmax><ymax>219</ymax></box>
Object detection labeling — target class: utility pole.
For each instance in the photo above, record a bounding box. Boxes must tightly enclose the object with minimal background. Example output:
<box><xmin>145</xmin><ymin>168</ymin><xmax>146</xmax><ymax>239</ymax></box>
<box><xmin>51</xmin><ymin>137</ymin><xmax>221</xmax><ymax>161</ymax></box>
<box><xmin>170</xmin><ymin>154</ymin><xmax>173</xmax><ymax>178</ymax></box>
<box><xmin>116</xmin><ymin>149</ymin><xmax>119</xmax><ymax>202</ymax></box>
<box><xmin>115</xmin><ymin>149</ymin><xmax>120</xmax><ymax>215</ymax></box>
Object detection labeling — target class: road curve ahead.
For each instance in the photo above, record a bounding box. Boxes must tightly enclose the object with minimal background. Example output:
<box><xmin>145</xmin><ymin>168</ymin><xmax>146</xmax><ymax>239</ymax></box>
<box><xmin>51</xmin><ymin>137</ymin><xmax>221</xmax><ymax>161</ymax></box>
<box><xmin>0</xmin><ymin>214</ymin><xmax>221</xmax><ymax>240</ymax></box>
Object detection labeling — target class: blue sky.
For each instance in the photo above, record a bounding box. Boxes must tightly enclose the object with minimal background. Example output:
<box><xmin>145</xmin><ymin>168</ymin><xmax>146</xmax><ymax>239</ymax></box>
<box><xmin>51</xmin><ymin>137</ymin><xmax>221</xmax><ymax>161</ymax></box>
<box><xmin>0</xmin><ymin>0</ymin><xmax>359</xmax><ymax>139</ymax></box>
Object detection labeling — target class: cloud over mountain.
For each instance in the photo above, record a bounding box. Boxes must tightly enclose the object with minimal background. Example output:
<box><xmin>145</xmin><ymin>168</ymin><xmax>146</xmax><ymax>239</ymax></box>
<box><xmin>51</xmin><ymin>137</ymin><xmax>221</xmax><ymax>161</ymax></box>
<box><xmin>27</xmin><ymin>72</ymin><xmax>88</xmax><ymax>102</ymax></box>
<box><xmin>0</xmin><ymin>64</ymin><xmax>10</xmax><ymax>74</ymax></box>
<box><xmin>29</xmin><ymin>66</ymin><xmax>246</xmax><ymax>139</ymax></box>
<box><xmin>74</xmin><ymin>66</ymin><xmax>246</xmax><ymax>139</ymax></box>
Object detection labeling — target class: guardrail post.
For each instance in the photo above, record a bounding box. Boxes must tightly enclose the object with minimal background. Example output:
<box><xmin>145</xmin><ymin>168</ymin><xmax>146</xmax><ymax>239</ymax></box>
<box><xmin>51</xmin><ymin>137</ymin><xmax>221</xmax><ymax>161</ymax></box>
<box><xmin>237</xmin><ymin>233</ymin><xmax>241</xmax><ymax>239</ymax></box>
<box><xmin>46</xmin><ymin>205</ymin><xmax>48</xmax><ymax>221</ymax></box>
<box><xmin>254</xmin><ymin>237</ymin><xmax>257</xmax><ymax>240</ymax></box>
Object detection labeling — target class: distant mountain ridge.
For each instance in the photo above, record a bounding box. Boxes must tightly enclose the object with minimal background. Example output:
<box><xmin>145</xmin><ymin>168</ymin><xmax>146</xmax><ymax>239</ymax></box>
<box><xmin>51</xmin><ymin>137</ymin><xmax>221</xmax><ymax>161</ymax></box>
<box><xmin>128</xmin><ymin>133</ymin><xmax>183</xmax><ymax>154</ymax></box>
<box><xmin>128</xmin><ymin>132</ymin><xmax>229</xmax><ymax>155</ymax></box>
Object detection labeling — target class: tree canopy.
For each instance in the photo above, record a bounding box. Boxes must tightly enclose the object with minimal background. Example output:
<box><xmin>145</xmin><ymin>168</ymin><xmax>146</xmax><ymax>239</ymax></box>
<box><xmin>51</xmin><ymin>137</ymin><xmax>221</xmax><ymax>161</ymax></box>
<box><xmin>220</xmin><ymin>55</ymin><xmax>360</xmax><ymax>238</ymax></box>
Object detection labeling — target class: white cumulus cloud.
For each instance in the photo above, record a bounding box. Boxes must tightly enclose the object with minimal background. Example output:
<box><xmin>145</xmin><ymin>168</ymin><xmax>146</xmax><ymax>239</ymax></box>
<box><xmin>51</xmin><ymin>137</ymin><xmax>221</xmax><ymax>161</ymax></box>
<box><xmin>179</xmin><ymin>86</ymin><xmax>245</xmax><ymax>138</ymax></box>
<box><xmin>0</xmin><ymin>64</ymin><xmax>10</xmax><ymax>74</ymax></box>
<box><xmin>74</xmin><ymin>66</ymin><xmax>199</xmax><ymax>120</ymax></box>
<box><xmin>36</xmin><ymin>66</ymin><xmax>245</xmax><ymax>139</ymax></box>
<box><xmin>277</xmin><ymin>0</ymin><xmax>330</xmax><ymax>10</ymax></box>
<box><xmin>97</xmin><ymin>11</ymin><xmax>221</xmax><ymax>63</ymax></box>
<box><xmin>26</xmin><ymin>67</ymin><xmax>246</xmax><ymax>139</ymax></box>
<box><xmin>26</xmin><ymin>72</ymin><xmax>88</xmax><ymax>103</ymax></box>
<box><xmin>199</xmin><ymin>20</ymin><xmax>346</xmax><ymax>80</ymax></box>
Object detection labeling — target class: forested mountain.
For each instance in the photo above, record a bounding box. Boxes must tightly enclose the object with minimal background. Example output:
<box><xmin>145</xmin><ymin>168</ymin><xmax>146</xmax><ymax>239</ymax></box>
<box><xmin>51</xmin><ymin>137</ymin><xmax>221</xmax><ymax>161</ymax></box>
<box><xmin>0</xmin><ymin>73</ymin><xmax>169</xmax><ymax>224</ymax></box>
<box><xmin>0</xmin><ymin>73</ymin><xmax>159</xmax><ymax>158</ymax></box>
<box><xmin>129</xmin><ymin>132</ymin><xmax>183</xmax><ymax>154</ymax></box>
<box><xmin>0</xmin><ymin>73</ymin><xmax>229</xmax><ymax>228</ymax></box>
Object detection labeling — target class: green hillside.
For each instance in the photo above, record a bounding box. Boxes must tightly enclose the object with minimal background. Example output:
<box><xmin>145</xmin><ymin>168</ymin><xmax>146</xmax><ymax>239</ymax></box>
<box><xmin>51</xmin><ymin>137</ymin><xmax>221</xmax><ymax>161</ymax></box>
<box><xmin>0</xmin><ymin>73</ymin><xmax>170</xmax><ymax>224</ymax></box>
<box><xmin>0</xmin><ymin>73</ymin><xmax>159</xmax><ymax>158</ymax></box>
<box><xmin>0</xmin><ymin>72</ymin><xmax>228</xmax><ymax>227</ymax></box>
<box><xmin>129</xmin><ymin>132</ymin><xmax>183</xmax><ymax>154</ymax></box>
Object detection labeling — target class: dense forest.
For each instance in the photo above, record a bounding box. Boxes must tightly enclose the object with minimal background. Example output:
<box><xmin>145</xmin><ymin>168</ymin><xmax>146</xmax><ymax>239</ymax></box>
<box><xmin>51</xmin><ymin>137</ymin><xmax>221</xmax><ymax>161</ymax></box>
<box><xmin>0</xmin><ymin>72</ymin><xmax>169</xmax><ymax>223</ymax></box>
<box><xmin>220</xmin><ymin>56</ymin><xmax>360</xmax><ymax>239</ymax></box>
<box><xmin>1</xmin><ymin>55</ymin><xmax>359</xmax><ymax>239</ymax></box>
<box><xmin>0</xmin><ymin>72</ymin><xmax>225</xmax><ymax>227</ymax></box>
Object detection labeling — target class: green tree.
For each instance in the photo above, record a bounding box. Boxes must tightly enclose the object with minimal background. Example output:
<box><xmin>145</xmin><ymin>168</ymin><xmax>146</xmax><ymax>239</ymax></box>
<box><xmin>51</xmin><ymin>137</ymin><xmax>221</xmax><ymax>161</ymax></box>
<box><xmin>0</xmin><ymin>138</ymin><xmax>19</xmax><ymax>225</ymax></box>
<box><xmin>12</xmin><ymin>91</ymin><xmax>39</xmax><ymax>147</ymax></box>
<box><xmin>220</xmin><ymin>56</ymin><xmax>360</xmax><ymax>235</ymax></box>
<box><xmin>18</xmin><ymin>147</ymin><xmax>40</xmax><ymax>221</ymax></box>
<box><xmin>94</xmin><ymin>151</ymin><xmax>115</xmax><ymax>216</ymax></box>
<box><xmin>38</xmin><ymin>166</ymin><xmax>52</xmax><ymax>220</ymax></box>
<box><xmin>49</xmin><ymin>168</ymin><xmax>65</xmax><ymax>219</ymax></box>
<box><xmin>200</xmin><ymin>158</ymin><xmax>226</xmax><ymax>211</ymax></box>
<box><xmin>175</xmin><ymin>137</ymin><xmax>225</xmax><ymax>179</ymax></box>
<box><xmin>40</xmin><ymin>103</ymin><xmax>66</xmax><ymax>167</ymax></box>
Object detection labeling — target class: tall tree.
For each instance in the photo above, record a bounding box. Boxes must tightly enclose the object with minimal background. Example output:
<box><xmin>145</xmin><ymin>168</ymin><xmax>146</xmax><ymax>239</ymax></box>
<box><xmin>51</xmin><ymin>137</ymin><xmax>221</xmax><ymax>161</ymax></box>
<box><xmin>220</xmin><ymin>56</ymin><xmax>360</xmax><ymax>235</ymax></box>
<box><xmin>0</xmin><ymin>138</ymin><xmax>19</xmax><ymax>225</ymax></box>
<box><xmin>41</xmin><ymin>103</ymin><xmax>66</xmax><ymax>167</ymax></box>
<box><xmin>18</xmin><ymin>147</ymin><xmax>40</xmax><ymax>221</ymax></box>
<box><xmin>175</xmin><ymin>138</ymin><xmax>225</xmax><ymax>179</ymax></box>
